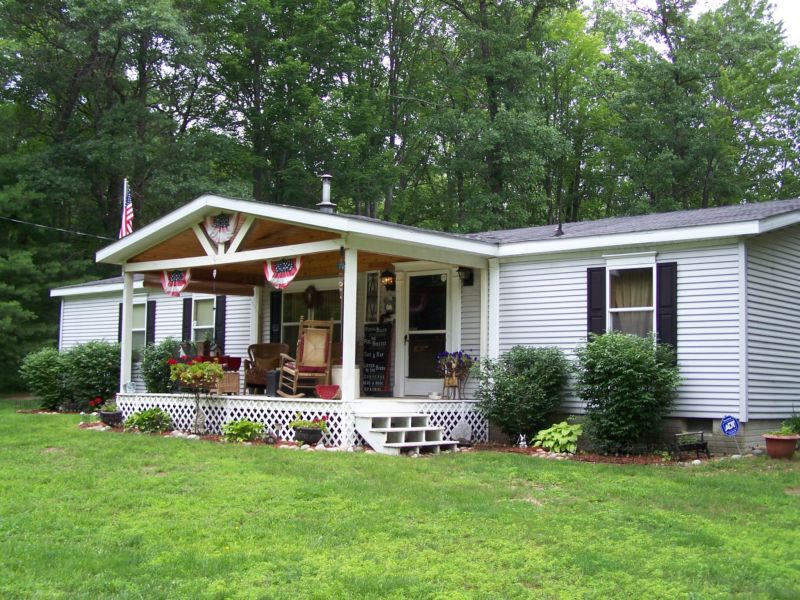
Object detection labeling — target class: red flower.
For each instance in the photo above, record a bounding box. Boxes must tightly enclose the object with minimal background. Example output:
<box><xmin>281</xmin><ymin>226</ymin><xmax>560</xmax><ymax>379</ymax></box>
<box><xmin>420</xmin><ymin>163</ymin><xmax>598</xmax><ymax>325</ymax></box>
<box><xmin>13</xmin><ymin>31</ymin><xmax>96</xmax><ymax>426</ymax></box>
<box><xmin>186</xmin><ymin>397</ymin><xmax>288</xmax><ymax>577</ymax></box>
<box><xmin>186</xmin><ymin>360</ymin><xmax>194</xmax><ymax>366</ymax></box>
<box><xmin>167</xmin><ymin>358</ymin><xmax>177</xmax><ymax>365</ymax></box>
<box><xmin>321</xmin><ymin>415</ymin><xmax>328</xmax><ymax>421</ymax></box>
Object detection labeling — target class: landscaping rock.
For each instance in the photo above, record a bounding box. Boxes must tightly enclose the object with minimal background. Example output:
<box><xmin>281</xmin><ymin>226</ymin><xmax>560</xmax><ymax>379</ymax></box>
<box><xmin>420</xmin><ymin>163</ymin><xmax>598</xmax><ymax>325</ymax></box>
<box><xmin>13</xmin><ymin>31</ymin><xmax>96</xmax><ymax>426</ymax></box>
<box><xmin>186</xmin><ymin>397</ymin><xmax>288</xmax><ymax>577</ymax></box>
<box><xmin>752</xmin><ymin>448</ymin><xmax>765</xmax><ymax>456</ymax></box>
<box><xmin>315</xmin><ymin>444</ymin><xmax>327</xmax><ymax>452</ymax></box>
<box><xmin>186</xmin><ymin>434</ymin><xmax>200</xmax><ymax>441</ymax></box>
<box><xmin>730</xmin><ymin>454</ymin><xmax>742</xmax><ymax>460</ymax></box>
<box><xmin>692</xmin><ymin>459</ymin><xmax>702</xmax><ymax>465</ymax></box>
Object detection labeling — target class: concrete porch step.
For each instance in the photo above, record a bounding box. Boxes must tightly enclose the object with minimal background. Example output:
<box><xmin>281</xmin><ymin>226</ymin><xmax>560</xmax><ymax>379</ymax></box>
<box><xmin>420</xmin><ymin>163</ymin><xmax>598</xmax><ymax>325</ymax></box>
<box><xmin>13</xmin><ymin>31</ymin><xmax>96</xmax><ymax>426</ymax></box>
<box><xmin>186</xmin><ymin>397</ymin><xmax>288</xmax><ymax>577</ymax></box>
<box><xmin>355</xmin><ymin>413</ymin><xmax>458</xmax><ymax>456</ymax></box>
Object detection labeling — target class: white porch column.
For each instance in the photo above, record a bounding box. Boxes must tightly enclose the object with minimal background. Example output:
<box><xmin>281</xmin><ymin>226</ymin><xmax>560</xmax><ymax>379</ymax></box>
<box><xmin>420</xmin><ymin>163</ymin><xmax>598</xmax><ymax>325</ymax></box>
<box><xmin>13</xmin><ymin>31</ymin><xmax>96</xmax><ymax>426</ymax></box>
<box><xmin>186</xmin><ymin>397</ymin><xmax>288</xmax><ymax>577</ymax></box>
<box><xmin>488</xmin><ymin>258</ymin><xmax>500</xmax><ymax>359</ymax></box>
<box><xmin>479</xmin><ymin>266</ymin><xmax>489</xmax><ymax>361</ymax></box>
<box><xmin>119</xmin><ymin>270</ymin><xmax>134</xmax><ymax>392</ymax></box>
<box><xmin>250</xmin><ymin>285</ymin><xmax>263</xmax><ymax>344</ymax></box>
<box><xmin>341</xmin><ymin>247</ymin><xmax>358</xmax><ymax>402</ymax></box>
<box><xmin>393</xmin><ymin>270</ymin><xmax>408</xmax><ymax>397</ymax></box>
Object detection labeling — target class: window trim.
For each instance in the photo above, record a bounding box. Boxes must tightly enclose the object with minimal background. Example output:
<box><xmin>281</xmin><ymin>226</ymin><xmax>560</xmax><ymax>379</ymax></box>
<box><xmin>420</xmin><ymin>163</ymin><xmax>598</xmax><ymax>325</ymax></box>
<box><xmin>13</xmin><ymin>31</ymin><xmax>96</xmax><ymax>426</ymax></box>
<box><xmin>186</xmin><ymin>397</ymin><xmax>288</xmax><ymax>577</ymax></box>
<box><xmin>604</xmin><ymin>253</ymin><xmax>657</xmax><ymax>336</ymax></box>
<box><xmin>279</xmin><ymin>278</ymin><xmax>342</xmax><ymax>346</ymax></box>
<box><xmin>192</xmin><ymin>295</ymin><xmax>216</xmax><ymax>342</ymax></box>
<box><xmin>131</xmin><ymin>301</ymin><xmax>147</xmax><ymax>352</ymax></box>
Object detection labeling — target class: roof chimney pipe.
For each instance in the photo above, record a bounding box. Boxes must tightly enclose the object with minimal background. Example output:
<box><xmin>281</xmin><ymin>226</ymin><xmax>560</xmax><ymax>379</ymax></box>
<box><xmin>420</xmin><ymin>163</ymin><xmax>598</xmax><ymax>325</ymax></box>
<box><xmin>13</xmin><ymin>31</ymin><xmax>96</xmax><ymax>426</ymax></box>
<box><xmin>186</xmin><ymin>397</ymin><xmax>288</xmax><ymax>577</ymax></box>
<box><xmin>317</xmin><ymin>173</ymin><xmax>336</xmax><ymax>214</ymax></box>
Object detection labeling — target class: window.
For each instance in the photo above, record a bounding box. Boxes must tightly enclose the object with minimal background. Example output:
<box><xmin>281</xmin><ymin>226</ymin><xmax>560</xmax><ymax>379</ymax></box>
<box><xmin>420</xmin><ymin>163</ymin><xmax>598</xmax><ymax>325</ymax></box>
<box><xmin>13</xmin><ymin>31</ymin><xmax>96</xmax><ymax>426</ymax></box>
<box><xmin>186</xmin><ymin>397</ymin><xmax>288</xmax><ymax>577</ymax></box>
<box><xmin>193</xmin><ymin>297</ymin><xmax>215</xmax><ymax>342</ymax></box>
<box><xmin>608</xmin><ymin>267</ymin><xmax>655</xmax><ymax>337</ymax></box>
<box><xmin>132</xmin><ymin>303</ymin><xmax>147</xmax><ymax>352</ymax></box>
<box><xmin>587</xmin><ymin>260</ymin><xmax>678</xmax><ymax>347</ymax></box>
<box><xmin>282</xmin><ymin>289</ymin><xmax>341</xmax><ymax>352</ymax></box>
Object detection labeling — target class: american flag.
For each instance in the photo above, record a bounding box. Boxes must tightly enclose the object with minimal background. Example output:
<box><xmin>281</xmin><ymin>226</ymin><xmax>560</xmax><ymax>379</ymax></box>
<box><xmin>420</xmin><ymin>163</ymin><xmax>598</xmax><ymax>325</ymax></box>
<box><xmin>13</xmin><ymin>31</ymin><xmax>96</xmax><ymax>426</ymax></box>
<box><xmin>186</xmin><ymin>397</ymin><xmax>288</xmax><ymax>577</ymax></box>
<box><xmin>118</xmin><ymin>179</ymin><xmax>134</xmax><ymax>238</ymax></box>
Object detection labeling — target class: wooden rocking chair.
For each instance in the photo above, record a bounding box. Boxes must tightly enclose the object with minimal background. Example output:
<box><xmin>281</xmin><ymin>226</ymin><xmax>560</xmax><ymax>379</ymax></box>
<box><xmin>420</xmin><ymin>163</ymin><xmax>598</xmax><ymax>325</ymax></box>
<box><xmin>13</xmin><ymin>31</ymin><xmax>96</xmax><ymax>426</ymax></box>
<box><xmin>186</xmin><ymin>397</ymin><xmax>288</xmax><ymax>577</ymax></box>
<box><xmin>277</xmin><ymin>318</ymin><xmax>334</xmax><ymax>398</ymax></box>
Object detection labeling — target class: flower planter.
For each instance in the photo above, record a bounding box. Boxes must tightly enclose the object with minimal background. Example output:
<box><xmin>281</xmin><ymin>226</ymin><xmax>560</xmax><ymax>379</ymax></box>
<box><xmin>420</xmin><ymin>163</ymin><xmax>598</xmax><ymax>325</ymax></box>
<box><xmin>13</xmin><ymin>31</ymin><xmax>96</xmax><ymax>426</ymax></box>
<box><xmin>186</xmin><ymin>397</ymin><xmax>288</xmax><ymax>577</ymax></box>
<box><xmin>763</xmin><ymin>434</ymin><xmax>800</xmax><ymax>459</ymax></box>
<box><xmin>99</xmin><ymin>410</ymin><xmax>124</xmax><ymax>427</ymax></box>
<box><xmin>294</xmin><ymin>427</ymin><xmax>324</xmax><ymax>445</ymax></box>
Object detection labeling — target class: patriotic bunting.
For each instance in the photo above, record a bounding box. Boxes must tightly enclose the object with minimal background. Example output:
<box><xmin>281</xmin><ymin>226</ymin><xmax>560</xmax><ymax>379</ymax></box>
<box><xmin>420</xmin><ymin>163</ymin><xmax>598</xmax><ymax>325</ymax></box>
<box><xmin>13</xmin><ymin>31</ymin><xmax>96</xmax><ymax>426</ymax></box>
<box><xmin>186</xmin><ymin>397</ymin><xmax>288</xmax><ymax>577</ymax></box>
<box><xmin>203</xmin><ymin>213</ymin><xmax>242</xmax><ymax>244</ymax></box>
<box><xmin>264</xmin><ymin>257</ymin><xmax>302</xmax><ymax>290</ymax></box>
<box><xmin>160</xmin><ymin>269</ymin><xmax>191</xmax><ymax>297</ymax></box>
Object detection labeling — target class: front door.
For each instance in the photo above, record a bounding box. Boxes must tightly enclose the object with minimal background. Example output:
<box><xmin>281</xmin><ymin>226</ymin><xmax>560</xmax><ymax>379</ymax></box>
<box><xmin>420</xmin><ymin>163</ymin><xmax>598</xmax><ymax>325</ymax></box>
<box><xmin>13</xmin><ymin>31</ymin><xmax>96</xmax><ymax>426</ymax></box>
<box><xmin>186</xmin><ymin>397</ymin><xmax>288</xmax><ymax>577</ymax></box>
<box><xmin>404</xmin><ymin>272</ymin><xmax>449</xmax><ymax>395</ymax></box>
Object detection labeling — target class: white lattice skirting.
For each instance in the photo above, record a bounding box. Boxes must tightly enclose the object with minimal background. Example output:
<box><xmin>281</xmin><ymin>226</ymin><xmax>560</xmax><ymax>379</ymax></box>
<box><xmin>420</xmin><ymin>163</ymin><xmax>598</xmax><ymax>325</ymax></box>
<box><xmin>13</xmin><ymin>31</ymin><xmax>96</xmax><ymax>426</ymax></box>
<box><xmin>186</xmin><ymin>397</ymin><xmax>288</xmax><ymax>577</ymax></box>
<box><xmin>116</xmin><ymin>394</ymin><xmax>488</xmax><ymax>448</ymax></box>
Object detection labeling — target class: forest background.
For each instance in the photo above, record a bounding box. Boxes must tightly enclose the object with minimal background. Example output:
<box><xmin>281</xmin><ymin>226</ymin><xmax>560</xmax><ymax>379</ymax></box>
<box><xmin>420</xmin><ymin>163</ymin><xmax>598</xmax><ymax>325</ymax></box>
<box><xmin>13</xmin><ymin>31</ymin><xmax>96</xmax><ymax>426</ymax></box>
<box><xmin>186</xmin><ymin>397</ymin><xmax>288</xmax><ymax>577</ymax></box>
<box><xmin>0</xmin><ymin>0</ymin><xmax>798</xmax><ymax>390</ymax></box>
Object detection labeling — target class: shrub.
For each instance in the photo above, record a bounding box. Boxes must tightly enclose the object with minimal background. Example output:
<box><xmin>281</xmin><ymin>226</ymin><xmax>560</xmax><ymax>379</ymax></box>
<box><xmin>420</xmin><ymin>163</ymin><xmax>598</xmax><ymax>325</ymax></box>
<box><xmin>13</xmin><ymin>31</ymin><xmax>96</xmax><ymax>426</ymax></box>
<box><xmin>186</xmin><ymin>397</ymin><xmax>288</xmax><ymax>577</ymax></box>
<box><xmin>124</xmin><ymin>407</ymin><xmax>173</xmax><ymax>433</ymax></box>
<box><xmin>475</xmin><ymin>346</ymin><xmax>570</xmax><ymax>442</ymax></box>
<box><xmin>783</xmin><ymin>412</ymin><xmax>800</xmax><ymax>435</ymax></box>
<box><xmin>532</xmin><ymin>421</ymin><xmax>583</xmax><ymax>454</ymax></box>
<box><xmin>222</xmin><ymin>420</ymin><xmax>264</xmax><ymax>443</ymax></box>
<box><xmin>141</xmin><ymin>338</ymin><xmax>181</xmax><ymax>393</ymax></box>
<box><xmin>19</xmin><ymin>347</ymin><xmax>65</xmax><ymax>410</ymax></box>
<box><xmin>575</xmin><ymin>332</ymin><xmax>681</xmax><ymax>453</ymax></box>
<box><xmin>61</xmin><ymin>341</ymin><xmax>120</xmax><ymax>411</ymax></box>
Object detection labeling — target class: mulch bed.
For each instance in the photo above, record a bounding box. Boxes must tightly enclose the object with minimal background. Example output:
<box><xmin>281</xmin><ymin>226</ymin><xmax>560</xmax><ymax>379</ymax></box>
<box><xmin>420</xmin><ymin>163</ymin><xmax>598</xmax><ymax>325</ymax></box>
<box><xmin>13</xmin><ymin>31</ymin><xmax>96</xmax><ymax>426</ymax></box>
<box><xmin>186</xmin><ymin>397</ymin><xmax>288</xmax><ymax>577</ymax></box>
<box><xmin>473</xmin><ymin>442</ymin><xmax>707</xmax><ymax>465</ymax></box>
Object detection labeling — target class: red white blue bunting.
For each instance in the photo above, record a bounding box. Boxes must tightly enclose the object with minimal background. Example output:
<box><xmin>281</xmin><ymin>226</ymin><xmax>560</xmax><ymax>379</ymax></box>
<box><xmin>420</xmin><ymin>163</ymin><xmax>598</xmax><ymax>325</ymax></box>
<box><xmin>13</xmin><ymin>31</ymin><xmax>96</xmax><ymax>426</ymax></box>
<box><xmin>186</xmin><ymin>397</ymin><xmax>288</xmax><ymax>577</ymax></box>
<box><xmin>160</xmin><ymin>269</ymin><xmax>191</xmax><ymax>297</ymax></box>
<box><xmin>203</xmin><ymin>213</ymin><xmax>243</xmax><ymax>244</ymax></box>
<box><xmin>264</xmin><ymin>257</ymin><xmax>302</xmax><ymax>290</ymax></box>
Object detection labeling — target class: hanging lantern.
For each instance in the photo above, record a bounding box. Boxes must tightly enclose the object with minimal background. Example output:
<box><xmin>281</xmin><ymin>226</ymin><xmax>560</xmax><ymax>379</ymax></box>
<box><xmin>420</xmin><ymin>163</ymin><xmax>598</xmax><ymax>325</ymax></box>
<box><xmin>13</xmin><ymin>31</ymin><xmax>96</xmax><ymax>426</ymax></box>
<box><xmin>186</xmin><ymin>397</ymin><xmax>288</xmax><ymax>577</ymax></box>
<box><xmin>380</xmin><ymin>270</ymin><xmax>396</xmax><ymax>291</ymax></box>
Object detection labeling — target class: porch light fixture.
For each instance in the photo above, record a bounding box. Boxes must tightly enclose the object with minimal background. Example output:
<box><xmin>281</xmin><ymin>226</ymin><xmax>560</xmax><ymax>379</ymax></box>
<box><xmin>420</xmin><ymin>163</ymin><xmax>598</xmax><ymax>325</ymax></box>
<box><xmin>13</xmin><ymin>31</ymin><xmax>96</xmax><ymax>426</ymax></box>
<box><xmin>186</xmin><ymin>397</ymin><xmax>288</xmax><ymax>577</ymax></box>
<box><xmin>457</xmin><ymin>267</ymin><xmax>474</xmax><ymax>286</ymax></box>
<box><xmin>380</xmin><ymin>270</ymin><xmax>396</xmax><ymax>291</ymax></box>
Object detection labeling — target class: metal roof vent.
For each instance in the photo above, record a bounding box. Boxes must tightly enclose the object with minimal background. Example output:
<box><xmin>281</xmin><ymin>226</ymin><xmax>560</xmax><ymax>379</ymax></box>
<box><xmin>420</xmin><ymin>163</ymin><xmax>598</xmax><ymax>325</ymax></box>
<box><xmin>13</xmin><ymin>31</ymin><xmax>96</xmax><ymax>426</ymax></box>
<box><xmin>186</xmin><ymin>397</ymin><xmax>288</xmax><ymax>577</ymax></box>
<box><xmin>317</xmin><ymin>173</ymin><xmax>336</xmax><ymax>214</ymax></box>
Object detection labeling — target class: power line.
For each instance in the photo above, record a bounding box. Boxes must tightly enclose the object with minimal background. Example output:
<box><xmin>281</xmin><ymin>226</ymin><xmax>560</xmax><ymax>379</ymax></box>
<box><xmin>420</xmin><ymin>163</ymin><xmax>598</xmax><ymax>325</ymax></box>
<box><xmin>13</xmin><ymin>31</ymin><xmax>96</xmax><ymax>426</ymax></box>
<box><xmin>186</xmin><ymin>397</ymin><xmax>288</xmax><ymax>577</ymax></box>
<box><xmin>0</xmin><ymin>216</ymin><xmax>115</xmax><ymax>241</ymax></box>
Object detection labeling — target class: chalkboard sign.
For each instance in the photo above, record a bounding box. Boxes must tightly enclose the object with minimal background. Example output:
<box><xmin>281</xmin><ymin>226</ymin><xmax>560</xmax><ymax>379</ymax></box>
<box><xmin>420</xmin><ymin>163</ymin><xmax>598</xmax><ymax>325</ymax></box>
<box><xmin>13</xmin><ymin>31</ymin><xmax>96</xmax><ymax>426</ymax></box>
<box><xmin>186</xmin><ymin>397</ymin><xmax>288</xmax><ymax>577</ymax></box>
<box><xmin>362</xmin><ymin>323</ymin><xmax>392</xmax><ymax>396</ymax></box>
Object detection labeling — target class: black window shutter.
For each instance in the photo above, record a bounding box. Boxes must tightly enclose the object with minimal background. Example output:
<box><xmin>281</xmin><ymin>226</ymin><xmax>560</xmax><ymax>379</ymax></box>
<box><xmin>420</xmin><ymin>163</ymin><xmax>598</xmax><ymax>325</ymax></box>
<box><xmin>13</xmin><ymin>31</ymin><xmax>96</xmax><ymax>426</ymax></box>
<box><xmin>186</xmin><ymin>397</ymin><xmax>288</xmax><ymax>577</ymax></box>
<box><xmin>182</xmin><ymin>298</ymin><xmax>193</xmax><ymax>341</ymax></box>
<box><xmin>214</xmin><ymin>295</ymin><xmax>226</xmax><ymax>353</ymax></box>
<box><xmin>656</xmin><ymin>262</ymin><xmax>678</xmax><ymax>348</ymax></box>
<box><xmin>587</xmin><ymin>267</ymin><xmax>606</xmax><ymax>336</ymax></box>
<box><xmin>269</xmin><ymin>291</ymin><xmax>282</xmax><ymax>342</ymax></box>
<box><xmin>145</xmin><ymin>300</ymin><xmax>157</xmax><ymax>345</ymax></box>
<box><xmin>117</xmin><ymin>303</ymin><xmax>123</xmax><ymax>343</ymax></box>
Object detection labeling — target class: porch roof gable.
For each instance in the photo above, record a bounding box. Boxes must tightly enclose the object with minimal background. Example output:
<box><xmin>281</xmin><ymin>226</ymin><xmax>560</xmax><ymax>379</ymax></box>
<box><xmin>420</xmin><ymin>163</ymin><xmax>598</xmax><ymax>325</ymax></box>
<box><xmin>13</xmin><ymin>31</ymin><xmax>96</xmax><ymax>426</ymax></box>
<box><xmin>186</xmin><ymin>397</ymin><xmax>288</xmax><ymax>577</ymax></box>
<box><xmin>96</xmin><ymin>194</ymin><xmax>496</xmax><ymax>266</ymax></box>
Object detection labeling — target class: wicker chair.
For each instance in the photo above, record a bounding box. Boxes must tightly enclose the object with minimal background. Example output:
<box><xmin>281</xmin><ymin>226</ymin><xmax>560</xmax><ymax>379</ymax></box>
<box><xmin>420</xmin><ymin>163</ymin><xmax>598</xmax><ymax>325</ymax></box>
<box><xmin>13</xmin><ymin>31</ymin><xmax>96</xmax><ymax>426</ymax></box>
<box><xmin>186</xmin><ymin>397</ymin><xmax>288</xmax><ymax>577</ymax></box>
<box><xmin>244</xmin><ymin>343</ymin><xmax>289</xmax><ymax>394</ymax></box>
<box><xmin>277</xmin><ymin>319</ymin><xmax>334</xmax><ymax>398</ymax></box>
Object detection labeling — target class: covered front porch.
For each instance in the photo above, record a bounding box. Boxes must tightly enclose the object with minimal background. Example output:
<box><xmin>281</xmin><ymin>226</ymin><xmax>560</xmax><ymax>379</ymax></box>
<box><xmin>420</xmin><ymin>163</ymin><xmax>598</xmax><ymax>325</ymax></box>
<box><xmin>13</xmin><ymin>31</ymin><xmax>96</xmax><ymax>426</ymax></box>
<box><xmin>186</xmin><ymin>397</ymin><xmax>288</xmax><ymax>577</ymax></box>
<box><xmin>99</xmin><ymin>193</ymin><xmax>495</xmax><ymax>449</ymax></box>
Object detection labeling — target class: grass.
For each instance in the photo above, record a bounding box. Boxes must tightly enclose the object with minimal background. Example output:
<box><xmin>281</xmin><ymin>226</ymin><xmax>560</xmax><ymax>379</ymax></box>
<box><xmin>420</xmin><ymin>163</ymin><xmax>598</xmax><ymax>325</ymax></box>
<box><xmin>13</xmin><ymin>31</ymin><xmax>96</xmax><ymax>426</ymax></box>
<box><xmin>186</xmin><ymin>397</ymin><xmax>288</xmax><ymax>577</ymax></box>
<box><xmin>0</xmin><ymin>402</ymin><xmax>799</xmax><ymax>599</ymax></box>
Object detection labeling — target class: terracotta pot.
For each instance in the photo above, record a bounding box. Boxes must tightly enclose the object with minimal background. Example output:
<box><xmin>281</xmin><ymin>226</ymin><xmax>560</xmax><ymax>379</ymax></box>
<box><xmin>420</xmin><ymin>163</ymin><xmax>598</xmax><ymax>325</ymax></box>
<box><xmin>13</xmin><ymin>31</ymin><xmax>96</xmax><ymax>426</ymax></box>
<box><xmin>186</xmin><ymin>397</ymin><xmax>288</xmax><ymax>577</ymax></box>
<box><xmin>763</xmin><ymin>434</ymin><xmax>800</xmax><ymax>459</ymax></box>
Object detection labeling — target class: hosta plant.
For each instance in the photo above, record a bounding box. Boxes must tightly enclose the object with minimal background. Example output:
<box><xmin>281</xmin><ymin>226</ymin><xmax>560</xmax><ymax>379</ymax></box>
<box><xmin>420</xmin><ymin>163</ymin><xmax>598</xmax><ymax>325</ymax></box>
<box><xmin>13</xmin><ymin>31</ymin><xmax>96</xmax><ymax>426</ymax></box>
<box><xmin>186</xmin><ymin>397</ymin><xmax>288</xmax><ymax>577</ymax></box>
<box><xmin>532</xmin><ymin>421</ymin><xmax>583</xmax><ymax>454</ymax></box>
<box><xmin>222</xmin><ymin>420</ymin><xmax>264</xmax><ymax>443</ymax></box>
<box><xmin>124</xmin><ymin>407</ymin><xmax>173</xmax><ymax>433</ymax></box>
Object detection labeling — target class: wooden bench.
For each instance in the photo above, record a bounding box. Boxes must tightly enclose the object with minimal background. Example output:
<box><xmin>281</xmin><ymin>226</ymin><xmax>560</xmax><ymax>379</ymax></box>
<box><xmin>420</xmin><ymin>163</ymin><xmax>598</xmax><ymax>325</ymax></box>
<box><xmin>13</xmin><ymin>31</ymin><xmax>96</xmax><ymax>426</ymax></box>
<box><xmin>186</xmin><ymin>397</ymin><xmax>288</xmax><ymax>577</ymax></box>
<box><xmin>673</xmin><ymin>431</ymin><xmax>710</xmax><ymax>459</ymax></box>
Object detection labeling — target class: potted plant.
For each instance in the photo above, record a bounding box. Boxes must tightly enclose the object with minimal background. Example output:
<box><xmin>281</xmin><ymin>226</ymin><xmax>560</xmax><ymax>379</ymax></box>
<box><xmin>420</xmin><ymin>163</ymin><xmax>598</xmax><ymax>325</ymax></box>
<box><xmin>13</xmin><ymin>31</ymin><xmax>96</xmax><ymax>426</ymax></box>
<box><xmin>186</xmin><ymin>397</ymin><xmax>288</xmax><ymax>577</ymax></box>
<box><xmin>289</xmin><ymin>414</ymin><xmax>329</xmax><ymax>445</ymax></box>
<box><xmin>168</xmin><ymin>357</ymin><xmax>224</xmax><ymax>434</ymax></box>
<box><xmin>99</xmin><ymin>400</ymin><xmax>123</xmax><ymax>427</ymax></box>
<box><xmin>435</xmin><ymin>350</ymin><xmax>476</xmax><ymax>399</ymax></box>
<box><xmin>763</xmin><ymin>423</ymin><xmax>800</xmax><ymax>459</ymax></box>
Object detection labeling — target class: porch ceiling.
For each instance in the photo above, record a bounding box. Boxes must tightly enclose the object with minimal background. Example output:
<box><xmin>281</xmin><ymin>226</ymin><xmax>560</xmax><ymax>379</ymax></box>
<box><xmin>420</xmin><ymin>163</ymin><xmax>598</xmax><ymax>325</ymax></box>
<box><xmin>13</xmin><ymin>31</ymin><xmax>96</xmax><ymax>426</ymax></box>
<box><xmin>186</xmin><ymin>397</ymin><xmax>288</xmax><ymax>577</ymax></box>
<box><xmin>139</xmin><ymin>245</ymin><xmax>412</xmax><ymax>295</ymax></box>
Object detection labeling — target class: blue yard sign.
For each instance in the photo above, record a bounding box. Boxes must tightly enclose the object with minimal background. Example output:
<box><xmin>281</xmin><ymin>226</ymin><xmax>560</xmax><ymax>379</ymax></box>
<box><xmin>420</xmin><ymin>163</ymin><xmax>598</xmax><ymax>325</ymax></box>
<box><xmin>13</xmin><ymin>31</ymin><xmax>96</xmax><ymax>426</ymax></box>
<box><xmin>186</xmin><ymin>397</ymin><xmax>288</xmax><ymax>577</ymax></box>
<box><xmin>721</xmin><ymin>415</ymin><xmax>740</xmax><ymax>437</ymax></box>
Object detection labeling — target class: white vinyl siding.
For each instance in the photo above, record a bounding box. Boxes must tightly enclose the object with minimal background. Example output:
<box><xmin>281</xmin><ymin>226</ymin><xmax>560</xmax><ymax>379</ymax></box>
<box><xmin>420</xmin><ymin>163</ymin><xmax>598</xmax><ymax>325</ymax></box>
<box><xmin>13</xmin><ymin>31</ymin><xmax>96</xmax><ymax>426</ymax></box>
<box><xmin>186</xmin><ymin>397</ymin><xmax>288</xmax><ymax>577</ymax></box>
<box><xmin>60</xmin><ymin>294</ymin><xmax>124</xmax><ymax>349</ymax></box>
<box><xmin>659</xmin><ymin>243</ymin><xmax>741</xmax><ymax>418</ymax></box>
<box><xmin>224</xmin><ymin>295</ymin><xmax>252</xmax><ymax>362</ymax></box>
<box><xmin>460</xmin><ymin>276</ymin><xmax>481</xmax><ymax>399</ymax></box>
<box><xmin>746</xmin><ymin>224</ymin><xmax>800</xmax><ymax>418</ymax></box>
<box><xmin>498</xmin><ymin>241</ymin><xmax>742</xmax><ymax>418</ymax></box>
<box><xmin>152</xmin><ymin>293</ymin><xmax>183</xmax><ymax>342</ymax></box>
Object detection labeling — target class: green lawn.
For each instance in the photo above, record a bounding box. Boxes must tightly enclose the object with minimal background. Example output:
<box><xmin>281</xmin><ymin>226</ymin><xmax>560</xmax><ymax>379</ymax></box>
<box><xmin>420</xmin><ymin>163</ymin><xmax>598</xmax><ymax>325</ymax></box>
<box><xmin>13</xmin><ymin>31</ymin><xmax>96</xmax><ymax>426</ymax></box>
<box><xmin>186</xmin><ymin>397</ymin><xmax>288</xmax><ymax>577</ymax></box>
<box><xmin>1</xmin><ymin>403</ymin><xmax>798</xmax><ymax>599</ymax></box>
